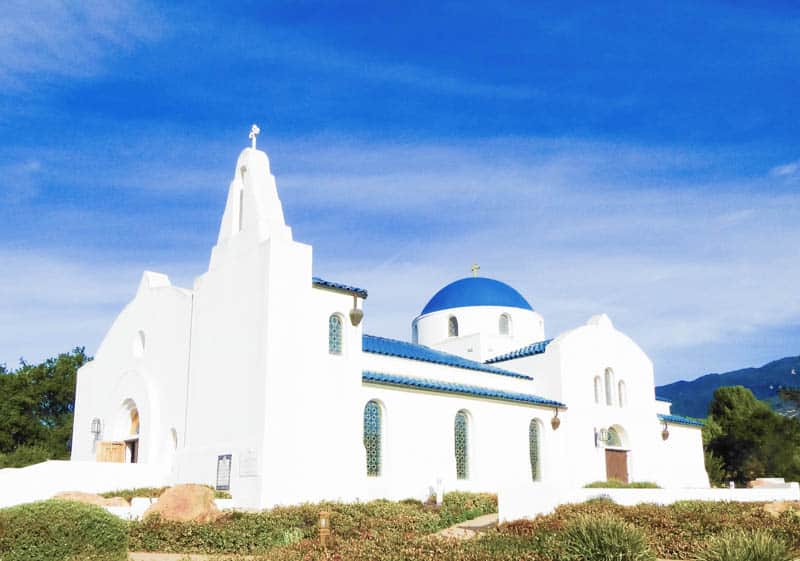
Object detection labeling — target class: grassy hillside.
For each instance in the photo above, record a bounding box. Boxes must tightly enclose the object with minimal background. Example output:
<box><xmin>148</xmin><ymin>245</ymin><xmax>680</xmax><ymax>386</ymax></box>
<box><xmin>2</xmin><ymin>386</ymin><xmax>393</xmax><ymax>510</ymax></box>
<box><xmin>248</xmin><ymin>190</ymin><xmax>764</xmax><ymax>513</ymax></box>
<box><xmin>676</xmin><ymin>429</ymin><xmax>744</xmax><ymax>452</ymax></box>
<box><xmin>656</xmin><ymin>355</ymin><xmax>800</xmax><ymax>418</ymax></box>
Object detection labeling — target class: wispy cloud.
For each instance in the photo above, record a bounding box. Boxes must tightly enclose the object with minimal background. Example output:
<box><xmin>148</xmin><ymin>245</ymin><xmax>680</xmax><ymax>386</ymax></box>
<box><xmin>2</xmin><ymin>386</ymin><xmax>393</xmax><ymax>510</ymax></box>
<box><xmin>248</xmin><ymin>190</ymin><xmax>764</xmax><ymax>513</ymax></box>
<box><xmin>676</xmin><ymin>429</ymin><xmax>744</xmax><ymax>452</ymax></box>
<box><xmin>771</xmin><ymin>159</ymin><xmax>800</xmax><ymax>178</ymax></box>
<box><xmin>0</xmin><ymin>0</ymin><xmax>162</xmax><ymax>89</ymax></box>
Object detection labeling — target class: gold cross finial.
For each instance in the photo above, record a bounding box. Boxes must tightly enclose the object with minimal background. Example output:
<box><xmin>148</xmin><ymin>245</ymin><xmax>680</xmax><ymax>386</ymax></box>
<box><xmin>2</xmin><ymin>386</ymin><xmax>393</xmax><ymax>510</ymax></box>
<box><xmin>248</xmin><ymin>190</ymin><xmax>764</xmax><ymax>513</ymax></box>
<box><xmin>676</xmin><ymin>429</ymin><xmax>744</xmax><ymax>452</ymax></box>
<box><xmin>471</xmin><ymin>263</ymin><xmax>480</xmax><ymax>277</ymax></box>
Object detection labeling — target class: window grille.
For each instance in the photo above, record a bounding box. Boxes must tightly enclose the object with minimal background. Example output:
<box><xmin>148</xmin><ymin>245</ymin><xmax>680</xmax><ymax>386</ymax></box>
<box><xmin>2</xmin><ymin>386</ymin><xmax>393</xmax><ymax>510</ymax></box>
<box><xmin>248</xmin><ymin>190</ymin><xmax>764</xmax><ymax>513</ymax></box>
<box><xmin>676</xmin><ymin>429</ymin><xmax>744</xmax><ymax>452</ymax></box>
<box><xmin>216</xmin><ymin>454</ymin><xmax>232</xmax><ymax>490</ymax></box>
<box><xmin>363</xmin><ymin>401</ymin><xmax>382</xmax><ymax>476</ymax></box>
<box><xmin>529</xmin><ymin>419</ymin><xmax>541</xmax><ymax>481</ymax></box>
<box><xmin>329</xmin><ymin>314</ymin><xmax>343</xmax><ymax>354</ymax></box>
<box><xmin>448</xmin><ymin>316</ymin><xmax>459</xmax><ymax>337</ymax></box>
<box><xmin>455</xmin><ymin>411</ymin><xmax>469</xmax><ymax>479</ymax></box>
<box><xmin>618</xmin><ymin>380</ymin><xmax>626</xmax><ymax>408</ymax></box>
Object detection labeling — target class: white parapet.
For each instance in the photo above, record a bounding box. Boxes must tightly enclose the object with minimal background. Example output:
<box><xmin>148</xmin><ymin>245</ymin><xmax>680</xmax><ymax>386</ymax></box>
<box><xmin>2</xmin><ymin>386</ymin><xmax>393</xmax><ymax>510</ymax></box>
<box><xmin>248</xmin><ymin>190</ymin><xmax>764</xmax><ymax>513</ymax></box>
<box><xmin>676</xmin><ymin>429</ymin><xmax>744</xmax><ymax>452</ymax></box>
<box><xmin>0</xmin><ymin>460</ymin><xmax>170</xmax><ymax>509</ymax></box>
<box><xmin>498</xmin><ymin>483</ymin><xmax>800</xmax><ymax>522</ymax></box>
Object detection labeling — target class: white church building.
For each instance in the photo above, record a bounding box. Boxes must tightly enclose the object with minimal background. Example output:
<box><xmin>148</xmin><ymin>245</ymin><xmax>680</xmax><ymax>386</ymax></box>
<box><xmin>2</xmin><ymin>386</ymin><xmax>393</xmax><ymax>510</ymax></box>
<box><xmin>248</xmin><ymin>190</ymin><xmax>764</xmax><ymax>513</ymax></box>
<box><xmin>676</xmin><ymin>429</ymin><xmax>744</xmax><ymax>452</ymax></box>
<box><xmin>68</xmin><ymin>131</ymin><xmax>709</xmax><ymax>510</ymax></box>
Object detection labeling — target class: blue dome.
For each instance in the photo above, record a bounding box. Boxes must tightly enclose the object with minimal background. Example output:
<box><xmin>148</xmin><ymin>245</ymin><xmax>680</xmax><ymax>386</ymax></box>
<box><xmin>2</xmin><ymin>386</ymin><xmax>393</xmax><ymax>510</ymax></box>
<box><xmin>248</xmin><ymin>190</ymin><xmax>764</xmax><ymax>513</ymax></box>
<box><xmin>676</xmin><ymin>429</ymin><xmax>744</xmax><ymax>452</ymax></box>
<box><xmin>420</xmin><ymin>277</ymin><xmax>533</xmax><ymax>315</ymax></box>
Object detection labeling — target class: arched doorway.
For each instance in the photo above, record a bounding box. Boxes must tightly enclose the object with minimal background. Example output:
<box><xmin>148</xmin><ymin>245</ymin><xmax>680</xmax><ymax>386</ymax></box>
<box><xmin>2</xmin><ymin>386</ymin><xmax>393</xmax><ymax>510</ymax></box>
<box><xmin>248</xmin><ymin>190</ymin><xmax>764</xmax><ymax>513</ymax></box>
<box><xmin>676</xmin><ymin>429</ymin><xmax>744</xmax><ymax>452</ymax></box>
<box><xmin>604</xmin><ymin>425</ymin><xmax>630</xmax><ymax>483</ymax></box>
<box><xmin>120</xmin><ymin>398</ymin><xmax>140</xmax><ymax>463</ymax></box>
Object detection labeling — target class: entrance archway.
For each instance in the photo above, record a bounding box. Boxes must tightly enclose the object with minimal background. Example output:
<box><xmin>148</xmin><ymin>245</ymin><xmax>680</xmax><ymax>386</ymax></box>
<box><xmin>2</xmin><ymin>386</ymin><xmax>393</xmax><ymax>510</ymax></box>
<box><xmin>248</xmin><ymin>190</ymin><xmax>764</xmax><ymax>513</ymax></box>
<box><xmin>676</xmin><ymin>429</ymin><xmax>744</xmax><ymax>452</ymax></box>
<box><xmin>118</xmin><ymin>398</ymin><xmax>140</xmax><ymax>463</ymax></box>
<box><xmin>604</xmin><ymin>425</ymin><xmax>630</xmax><ymax>483</ymax></box>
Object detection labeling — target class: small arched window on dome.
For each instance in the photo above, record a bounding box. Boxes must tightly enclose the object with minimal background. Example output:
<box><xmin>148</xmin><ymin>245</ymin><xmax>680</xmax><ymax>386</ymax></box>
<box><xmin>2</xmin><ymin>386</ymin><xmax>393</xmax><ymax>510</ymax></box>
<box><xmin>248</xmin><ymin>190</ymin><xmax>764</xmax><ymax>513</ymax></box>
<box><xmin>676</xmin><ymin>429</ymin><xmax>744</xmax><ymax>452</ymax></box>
<box><xmin>594</xmin><ymin>376</ymin><xmax>603</xmax><ymax>404</ymax></box>
<box><xmin>448</xmin><ymin>316</ymin><xmax>459</xmax><ymax>337</ymax></box>
<box><xmin>499</xmin><ymin>313</ymin><xmax>511</xmax><ymax>335</ymax></box>
<box><xmin>618</xmin><ymin>380</ymin><xmax>627</xmax><ymax>408</ymax></box>
<box><xmin>329</xmin><ymin>314</ymin><xmax>343</xmax><ymax>355</ymax></box>
<box><xmin>604</xmin><ymin>368</ymin><xmax>615</xmax><ymax>406</ymax></box>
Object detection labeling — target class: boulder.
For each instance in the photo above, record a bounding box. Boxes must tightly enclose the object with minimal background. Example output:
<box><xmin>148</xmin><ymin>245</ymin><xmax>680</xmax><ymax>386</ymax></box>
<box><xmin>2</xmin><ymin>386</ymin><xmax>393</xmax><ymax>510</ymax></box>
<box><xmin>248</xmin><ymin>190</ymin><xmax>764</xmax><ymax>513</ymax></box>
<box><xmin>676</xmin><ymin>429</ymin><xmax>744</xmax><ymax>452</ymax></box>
<box><xmin>53</xmin><ymin>491</ymin><xmax>129</xmax><ymax>507</ymax></box>
<box><xmin>763</xmin><ymin>501</ymin><xmax>800</xmax><ymax>517</ymax></box>
<box><xmin>144</xmin><ymin>484</ymin><xmax>221</xmax><ymax>523</ymax></box>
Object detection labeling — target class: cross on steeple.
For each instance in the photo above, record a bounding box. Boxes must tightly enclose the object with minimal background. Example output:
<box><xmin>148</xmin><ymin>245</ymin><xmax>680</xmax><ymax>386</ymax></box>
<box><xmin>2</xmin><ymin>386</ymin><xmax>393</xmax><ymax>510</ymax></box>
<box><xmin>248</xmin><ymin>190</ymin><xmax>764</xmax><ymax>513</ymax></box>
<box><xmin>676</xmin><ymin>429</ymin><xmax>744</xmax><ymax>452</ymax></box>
<box><xmin>471</xmin><ymin>263</ymin><xmax>480</xmax><ymax>277</ymax></box>
<box><xmin>249</xmin><ymin>124</ymin><xmax>261</xmax><ymax>149</ymax></box>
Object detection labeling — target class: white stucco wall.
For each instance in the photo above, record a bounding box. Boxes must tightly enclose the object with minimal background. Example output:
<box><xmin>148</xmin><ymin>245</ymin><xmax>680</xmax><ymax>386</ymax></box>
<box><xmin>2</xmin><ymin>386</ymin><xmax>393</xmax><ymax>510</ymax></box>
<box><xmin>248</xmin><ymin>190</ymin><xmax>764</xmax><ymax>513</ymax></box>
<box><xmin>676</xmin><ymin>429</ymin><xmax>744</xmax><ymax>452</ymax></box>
<box><xmin>415</xmin><ymin>305</ymin><xmax>545</xmax><ymax>362</ymax></box>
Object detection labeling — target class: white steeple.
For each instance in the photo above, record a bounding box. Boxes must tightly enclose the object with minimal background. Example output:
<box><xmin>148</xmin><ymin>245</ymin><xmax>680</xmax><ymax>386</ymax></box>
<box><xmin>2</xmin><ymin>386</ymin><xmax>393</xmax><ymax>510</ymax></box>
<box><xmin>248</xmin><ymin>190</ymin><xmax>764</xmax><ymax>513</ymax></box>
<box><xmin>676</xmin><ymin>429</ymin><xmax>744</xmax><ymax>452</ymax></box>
<box><xmin>209</xmin><ymin>125</ymin><xmax>293</xmax><ymax>269</ymax></box>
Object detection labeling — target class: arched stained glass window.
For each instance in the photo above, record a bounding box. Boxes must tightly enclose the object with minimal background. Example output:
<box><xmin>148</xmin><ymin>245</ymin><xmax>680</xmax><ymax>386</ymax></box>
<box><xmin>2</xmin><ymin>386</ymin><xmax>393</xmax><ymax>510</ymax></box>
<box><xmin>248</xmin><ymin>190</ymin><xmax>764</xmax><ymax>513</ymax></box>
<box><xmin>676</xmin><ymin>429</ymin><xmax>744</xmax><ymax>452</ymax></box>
<box><xmin>594</xmin><ymin>376</ymin><xmax>603</xmax><ymax>404</ymax></box>
<box><xmin>529</xmin><ymin>419</ymin><xmax>541</xmax><ymax>481</ymax></box>
<box><xmin>604</xmin><ymin>368</ymin><xmax>615</xmax><ymax>406</ymax></box>
<box><xmin>363</xmin><ymin>400</ymin><xmax>382</xmax><ymax>477</ymax></box>
<box><xmin>448</xmin><ymin>316</ymin><xmax>459</xmax><ymax>337</ymax></box>
<box><xmin>499</xmin><ymin>314</ymin><xmax>511</xmax><ymax>335</ymax></box>
<box><xmin>454</xmin><ymin>410</ymin><xmax>469</xmax><ymax>479</ymax></box>
<box><xmin>618</xmin><ymin>380</ymin><xmax>627</xmax><ymax>408</ymax></box>
<box><xmin>329</xmin><ymin>314</ymin><xmax>343</xmax><ymax>355</ymax></box>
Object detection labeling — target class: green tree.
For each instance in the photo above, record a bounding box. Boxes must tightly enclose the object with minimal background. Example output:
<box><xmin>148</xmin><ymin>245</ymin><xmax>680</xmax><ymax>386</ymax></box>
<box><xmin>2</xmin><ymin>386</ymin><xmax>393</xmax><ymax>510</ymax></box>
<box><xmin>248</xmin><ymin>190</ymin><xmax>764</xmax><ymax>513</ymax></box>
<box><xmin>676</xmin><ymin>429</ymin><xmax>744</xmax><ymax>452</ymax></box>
<box><xmin>706</xmin><ymin>386</ymin><xmax>800</xmax><ymax>485</ymax></box>
<box><xmin>0</xmin><ymin>348</ymin><xmax>89</xmax><ymax>467</ymax></box>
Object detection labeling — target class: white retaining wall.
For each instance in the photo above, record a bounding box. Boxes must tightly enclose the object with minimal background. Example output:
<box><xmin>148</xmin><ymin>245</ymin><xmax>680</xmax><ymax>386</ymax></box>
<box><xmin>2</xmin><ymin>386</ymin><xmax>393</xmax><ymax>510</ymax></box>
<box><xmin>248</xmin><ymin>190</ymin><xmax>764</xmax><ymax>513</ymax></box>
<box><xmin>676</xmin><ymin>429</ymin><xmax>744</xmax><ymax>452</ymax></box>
<box><xmin>499</xmin><ymin>484</ymin><xmax>800</xmax><ymax>522</ymax></box>
<box><xmin>0</xmin><ymin>460</ymin><xmax>169</xmax><ymax>508</ymax></box>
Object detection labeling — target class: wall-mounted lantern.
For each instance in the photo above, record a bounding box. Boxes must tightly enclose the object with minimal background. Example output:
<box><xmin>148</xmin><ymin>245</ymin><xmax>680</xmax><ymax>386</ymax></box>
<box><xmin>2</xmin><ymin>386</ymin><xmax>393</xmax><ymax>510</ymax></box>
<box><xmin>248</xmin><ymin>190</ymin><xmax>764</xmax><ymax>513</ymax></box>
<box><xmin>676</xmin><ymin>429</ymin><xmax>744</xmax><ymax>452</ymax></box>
<box><xmin>551</xmin><ymin>408</ymin><xmax>561</xmax><ymax>430</ymax></box>
<box><xmin>661</xmin><ymin>422</ymin><xmax>670</xmax><ymax>441</ymax></box>
<box><xmin>349</xmin><ymin>295</ymin><xmax>363</xmax><ymax>327</ymax></box>
<box><xmin>595</xmin><ymin>427</ymin><xmax>610</xmax><ymax>447</ymax></box>
<box><xmin>318</xmin><ymin>511</ymin><xmax>331</xmax><ymax>547</ymax></box>
<box><xmin>90</xmin><ymin>418</ymin><xmax>102</xmax><ymax>440</ymax></box>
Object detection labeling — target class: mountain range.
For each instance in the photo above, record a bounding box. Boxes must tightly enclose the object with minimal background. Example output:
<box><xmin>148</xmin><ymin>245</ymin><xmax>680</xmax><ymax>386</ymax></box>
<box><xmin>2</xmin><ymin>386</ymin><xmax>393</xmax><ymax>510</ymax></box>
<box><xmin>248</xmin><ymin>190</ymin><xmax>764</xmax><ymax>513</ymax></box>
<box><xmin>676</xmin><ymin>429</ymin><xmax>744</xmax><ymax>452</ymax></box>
<box><xmin>655</xmin><ymin>355</ymin><xmax>800</xmax><ymax>419</ymax></box>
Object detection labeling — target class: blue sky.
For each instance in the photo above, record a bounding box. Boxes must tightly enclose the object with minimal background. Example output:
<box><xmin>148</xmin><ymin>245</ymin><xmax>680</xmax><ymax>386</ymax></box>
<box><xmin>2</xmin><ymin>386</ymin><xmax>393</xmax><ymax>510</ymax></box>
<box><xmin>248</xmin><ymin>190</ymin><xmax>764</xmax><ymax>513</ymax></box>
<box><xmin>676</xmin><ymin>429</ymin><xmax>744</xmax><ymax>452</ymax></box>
<box><xmin>1</xmin><ymin>1</ymin><xmax>798</xmax><ymax>384</ymax></box>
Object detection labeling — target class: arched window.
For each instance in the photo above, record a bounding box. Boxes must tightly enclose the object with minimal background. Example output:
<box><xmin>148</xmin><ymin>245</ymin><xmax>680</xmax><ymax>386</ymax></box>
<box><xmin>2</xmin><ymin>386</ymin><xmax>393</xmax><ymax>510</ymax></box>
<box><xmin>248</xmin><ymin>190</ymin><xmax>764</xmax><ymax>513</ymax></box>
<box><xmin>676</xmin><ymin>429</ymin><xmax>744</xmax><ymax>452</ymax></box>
<box><xmin>363</xmin><ymin>400</ymin><xmax>382</xmax><ymax>476</ymax></box>
<box><xmin>238</xmin><ymin>189</ymin><xmax>244</xmax><ymax>232</ymax></box>
<box><xmin>594</xmin><ymin>376</ymin><xmax>603</xmax><ymax>404</ymax></box>
<box><xmin>454</xmin><ymin>410</ymin><xmax>469</xmax><ymax>479</ymax></box>
<box><xmin>412</xmin><ymin>322</ymin><xmax>419</xmax><ymax>344</ymax></box>
<box><xmin>604</xmin><ymin>368</ymin><xmax>615</xmax><ymax>406</ymax></box>
<box><xmin>529</xmin><ymin>419</ymin><xmax>541</xmax><ymax>481</ymax></box>
<box><xmin>329</xmin><ymin>314</ymin><xmax>343</xmax><ymax>355</ymax></box>
<box><xmin>448</xmin><ymin>316</ymin><xmax>459</xmax><ymax>337</ymax></box>
<box><xmin>499</xmin><ymin>314</ymin><xmax>511</xmax><ymax>335</ymax></box>
<box><xmin>618</xmin><ymin>380</ymin><xmax>627</xmax><ymax>408</ymax></box>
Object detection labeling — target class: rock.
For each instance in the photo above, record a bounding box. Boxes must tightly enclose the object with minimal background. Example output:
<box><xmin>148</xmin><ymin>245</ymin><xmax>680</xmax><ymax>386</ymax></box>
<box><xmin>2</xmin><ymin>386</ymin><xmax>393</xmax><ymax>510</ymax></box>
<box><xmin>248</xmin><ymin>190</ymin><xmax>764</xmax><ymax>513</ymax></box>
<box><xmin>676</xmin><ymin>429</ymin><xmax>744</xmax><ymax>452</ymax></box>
<box><xmin>763</xmin><ymin>501</ymin><xmax>800</xmax><ymax>517</ymax></box>
<box><xmin>144</xmin><ymin>484</ymin><xmax>221</xmax><ymax>523</ymax></box>
<box><xmin>53</xmin><ymin>491</ymin><xmax>129</xmax><ymax>507</ymax></box>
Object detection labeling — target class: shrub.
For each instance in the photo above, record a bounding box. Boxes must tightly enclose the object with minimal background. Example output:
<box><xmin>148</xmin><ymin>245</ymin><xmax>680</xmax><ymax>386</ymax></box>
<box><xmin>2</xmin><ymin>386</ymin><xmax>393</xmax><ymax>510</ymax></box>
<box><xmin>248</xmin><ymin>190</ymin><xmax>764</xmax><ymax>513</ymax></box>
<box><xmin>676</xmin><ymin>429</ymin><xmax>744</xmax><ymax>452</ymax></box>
<box><xmin>696</xmin><ymin>529</ymin><xmax>792</xmax><ymax>561</ymax></box>
<box><xmin>0</xmin><ymin>444</ymin><xmax>58</xmax><ymax>468</ymax></box>
<box><xmin>561</xmin><ymin>513</ymin><xmax>655</xmax><ymax>561</ymax></box>
<box><xmin>583</xmin><ymin>479</ymin><xmax>659</xmax><ymax>488</ymax></box>
<box><xmin>128</xmin><ymin>492</ymin><xmax>497</xmax><ymax>554</ymax></box>
<box><xmin>0</xmin><ymin>499</ymin><xmax>128</xmax><ymax>561</ymax></box>
<box><xmin>100</xmin><ymin>484</ymin><xmax>231</xmax><ymax>502</ymax></box>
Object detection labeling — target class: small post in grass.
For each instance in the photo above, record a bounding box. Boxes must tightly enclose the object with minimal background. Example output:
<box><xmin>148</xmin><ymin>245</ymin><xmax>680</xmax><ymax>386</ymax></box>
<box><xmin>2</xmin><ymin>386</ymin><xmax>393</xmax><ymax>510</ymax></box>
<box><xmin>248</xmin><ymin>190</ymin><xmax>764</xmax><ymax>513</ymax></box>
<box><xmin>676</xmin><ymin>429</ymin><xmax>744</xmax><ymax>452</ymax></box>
<box><xmin>319</xmin><ymin>511</ymin><xmax>331</xmax><ymax>547</ymax></box>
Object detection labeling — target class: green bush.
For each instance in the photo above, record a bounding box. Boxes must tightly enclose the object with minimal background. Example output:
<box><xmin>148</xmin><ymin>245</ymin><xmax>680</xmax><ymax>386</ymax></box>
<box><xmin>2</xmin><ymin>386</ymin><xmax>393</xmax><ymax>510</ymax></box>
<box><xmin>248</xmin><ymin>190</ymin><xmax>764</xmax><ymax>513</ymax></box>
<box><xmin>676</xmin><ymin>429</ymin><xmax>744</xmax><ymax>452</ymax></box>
<box><xmin>99</xmin><ymin>484</ymin><xmax>231</xmax><ymax>502</ymax></box>
<box><xmin>561</xmin><ymin>513</ymin><xmax>655</xmax><ymax>561</ymax></box>
<box><xmin>583</xmin><ymin>479</ymin><xmax>659</xmax><ymax>488</ymax></box>
<box><xmin>696</xmin><ymin>529</ymin><xmax>792</xmax><ymax>561</ymax></box>
<box><xmin>129</xmin><ymin>492</ymin><xmax>497</xmax><ymax>554</ymax></box>
<box><xmin>0</xmin><ymin>499</ymin><xmax>128</xmax><ymax>561</ymax></box>
<box><xmin>0</xmin><ymin>444</ymin><xmax>58</xmax><ymax>468</ymax></box>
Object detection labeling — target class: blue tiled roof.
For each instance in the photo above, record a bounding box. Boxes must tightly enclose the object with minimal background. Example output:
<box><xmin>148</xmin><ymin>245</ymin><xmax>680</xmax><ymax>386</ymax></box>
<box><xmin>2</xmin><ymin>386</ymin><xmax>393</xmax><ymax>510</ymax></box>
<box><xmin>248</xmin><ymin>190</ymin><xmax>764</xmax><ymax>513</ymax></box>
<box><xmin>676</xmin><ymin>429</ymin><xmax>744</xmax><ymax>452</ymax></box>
<box><xmin>312</xmin><ymin>277</ymin><xmax>368</xmax><ymax>299</ymax></box>
<box><xmin>420</xmin><ymin>277</ymin><xmax>533</xmax><ymax>315</ymax></box>
<box><xmin>363</xmin><ymin>371</ymin><xmax>564</xmax><ymax>408</ymax></box>
<box><xmin>658</xmin><ymin>413</ymin><xmax>704</xmax><ymax>427</ymax></box>
<box><xmin>485</xmin><ymin>339</ymin><xmax>553</xmax><ymax>364</ymax></box>
<box><xmin>362</xmin><ymin>334</ymin><xmax>532</xmax><ymax>380</ymax></box>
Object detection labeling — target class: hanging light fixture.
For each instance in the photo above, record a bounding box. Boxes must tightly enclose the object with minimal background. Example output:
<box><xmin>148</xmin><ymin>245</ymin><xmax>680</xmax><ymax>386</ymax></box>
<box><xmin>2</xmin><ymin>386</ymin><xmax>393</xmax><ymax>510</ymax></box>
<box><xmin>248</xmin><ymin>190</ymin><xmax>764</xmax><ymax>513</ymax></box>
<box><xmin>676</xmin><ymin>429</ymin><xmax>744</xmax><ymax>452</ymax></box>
<box><xmin>661</xmin><ymin>421</ymin><xmax>670</xmax><ymax>441</ymax></box>
<box><xmin>349</xmin><ymin>294</ymin><xmax>363</xmax><ymax>326</ymax></box>
<box><xmin>90</xmin><ymin>418</ymin><xmax>102</xmax><ymax>440</ymax></box>
<box><xmin>551</xmin><ymin>408</ymin><xmax>561</xmax><ymax>430</ymax></box>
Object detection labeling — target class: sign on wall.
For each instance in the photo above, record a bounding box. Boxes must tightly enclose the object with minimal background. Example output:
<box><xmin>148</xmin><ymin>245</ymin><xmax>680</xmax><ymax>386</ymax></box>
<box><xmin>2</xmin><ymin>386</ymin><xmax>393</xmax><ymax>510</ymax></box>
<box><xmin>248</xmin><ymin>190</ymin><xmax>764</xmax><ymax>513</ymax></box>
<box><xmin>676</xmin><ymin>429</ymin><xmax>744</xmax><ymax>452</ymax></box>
<box><xmin>239</xmin><ymin>448</ymin><xmax>259</xmax><ymax>477</ymax></box>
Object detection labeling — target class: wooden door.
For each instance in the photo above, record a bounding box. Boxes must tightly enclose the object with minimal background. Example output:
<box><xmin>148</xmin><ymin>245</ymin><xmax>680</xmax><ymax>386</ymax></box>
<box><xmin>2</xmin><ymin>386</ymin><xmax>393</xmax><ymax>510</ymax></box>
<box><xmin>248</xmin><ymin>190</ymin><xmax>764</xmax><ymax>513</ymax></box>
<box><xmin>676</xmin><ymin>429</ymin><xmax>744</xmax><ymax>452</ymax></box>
<box><xmin>96</xmin><ymin>441</ymin><xmax>126</xmax><ymax>463</ymax></box>
<box><xmin>605</xmin><ymin>449</ymin><xmax>629</xmax><ymax>483</ymax></box>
